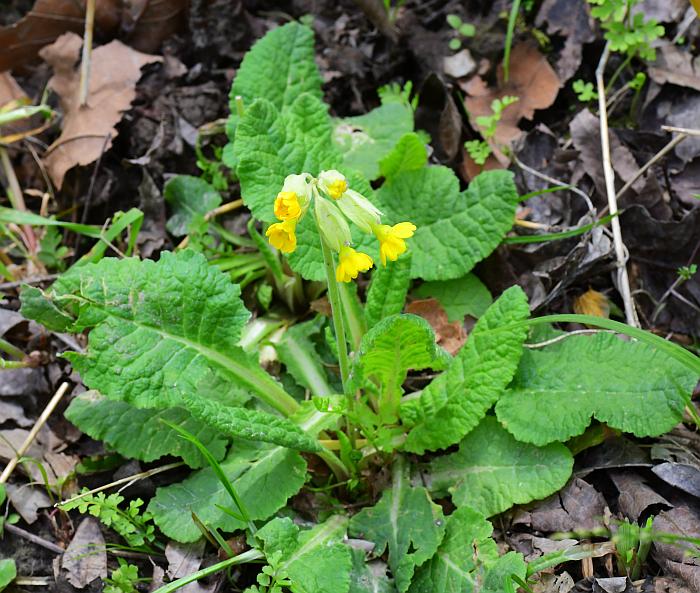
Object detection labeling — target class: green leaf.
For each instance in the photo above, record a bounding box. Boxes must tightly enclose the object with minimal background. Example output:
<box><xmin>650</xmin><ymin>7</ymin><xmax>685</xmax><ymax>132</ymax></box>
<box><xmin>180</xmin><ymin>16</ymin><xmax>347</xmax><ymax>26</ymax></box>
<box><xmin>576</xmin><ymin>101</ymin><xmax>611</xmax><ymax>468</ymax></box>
<box><xmin>356</xmin><ymin>314</ymin><xmax>448</xmax><ymax>422</ymax></box>
<box><xmin>20</xmin><ymin>285</ymin><xmax>74</xmax><ymax>332</ymax></box>
<box><xmin>402</xmin><ymin>286</ymin><xmax>529</xmax><ymax>453</ymax></box>
<box><xmin>229</xmin><ymin>22</ymin><xmax>322</xmax><ymax>115</ymax></box>
<box><xmin>495</xmin><ymin>333</ymin><xmax>697</xmax><ymax>446</ymax></box>
<box><xmin>235</xmin><ymin>94</ymin><xmax>340</xmax><ymax>223</ymax></box>
<box><xmin>65</xmin><ymin>391</ymin><xmax>228</xmax><ymax>468</ymax></box>
<box><xmin>408</xmin><ymin>506</ymin><xmax>499</xmax><ymax>593</ymax></box>
<box><xmin>349</xmin><ymin>548</ymin><xmax>396</xmax><ymax>593</ymax></box>
<box><xmin>379</xmin><ymin>133</ymin><xmax>428</xmax><ymax>181</ymax></box>
<box><xmin>258</xmin><ymin>515</ymin><xmax>352</xmax><ymax>593</ymax></box>
<box><xmin>480</xmin><ymin>552</ymin><xmax>527</xmax><ymax>593</ymax></box>
<box><xmin>376</xmin><ymin>169</ymin><xmax>519</xmax><ymax>281</ymax></box>
<box><xmin>276</xmin><ymin>317</ymin><xmax>334</xmax><ymax>397</ymax></box>
<box><xmin>333</xmin><ymin>103</ymin><xmax>414</xmax><ymax>180</ymax></box>
<box><xmin>0</xmin><ymin>559</ymin><xmax>16</xmax><ymax>592</ymax></box>
<box><xmin>148</xmin><ymin>442</ymin><xmax>307</xmax><ymax>542</ymax></box>
<box><xmin>349</xmin><ymin>459</ymin><xmax>446</xmax><ymax>593</ymax></box>
<box><xmin>164</xmin><ymin>176</ymin><xmax>221</xmax><ymax>236</ymax></box>
<box><xmin>426</xmin><ymin>417</ymin><xmax>573</xmax><ymax>517</ymax></box>
<box><xmin>365</xmin><ymin>255</ymin><xmax>412</xmax><ymax>329</ymax></box>
<box><xmin>21</xmin><ymin>250</ymin><xmax>298</xmax><ymax>416</ymax></box>
<box><xmin>414</xmin><ymin>274</ymin><xmax>492</xmax><ymax>322</ymax></box>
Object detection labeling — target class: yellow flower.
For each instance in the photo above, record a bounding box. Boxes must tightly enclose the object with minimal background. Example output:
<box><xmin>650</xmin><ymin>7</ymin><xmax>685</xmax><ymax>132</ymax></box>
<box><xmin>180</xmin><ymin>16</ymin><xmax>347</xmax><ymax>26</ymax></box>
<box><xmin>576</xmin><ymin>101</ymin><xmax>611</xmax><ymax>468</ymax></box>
<box><xmin>266</xmin><ymin>219</ymin><xmax>297</xmax><ymax>253</ymax></box>
<box><xmin>373</xmin><ymin>222</ymin><xmax>416</xmax><ymax>266</ymax></box>
<box><xmin>336</xmin><ymin>246</ymin><xmax>373</xmax><ymax>282</ymax></box>
<box><xmin>274</xmin><ymin>191</ymin><xmax>301</xmax><ymax>220</ymax></box>
<box><xmin>319</xmin><ymin>170</ymin><xmax>348</xmax><ymax>200</ymax></box>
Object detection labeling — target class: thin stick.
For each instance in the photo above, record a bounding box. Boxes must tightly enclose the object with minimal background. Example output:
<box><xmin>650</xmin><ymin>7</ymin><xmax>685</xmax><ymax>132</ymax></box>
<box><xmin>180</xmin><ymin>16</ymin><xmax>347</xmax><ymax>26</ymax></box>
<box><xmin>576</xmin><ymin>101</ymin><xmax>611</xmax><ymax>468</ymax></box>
<box><xmin>79</xmin><ymin>0</ymin><xmax>96</xmax><ymax>106</ymax></box>
<box><xmin>595</xmin><ymin>43</ymin><xmax>638</xmax><ymax>328</ymax></box>
<box><xmin>0</xmin><ymin>146</ymin><xmax>37</xmax><ymax>253</ymax></box>
<box><xmin>525</xmin><ymin>329</ymin><xmax>615</xmax><ymax>349</ymax></box>
<box><xmin>56</xmin><ymin>461</ymin><xmax>184</xmax><ymax>507</ymax></box>
<box><xmin>661</xmin><ymin>125</ymin><xmax>700</xmax><ymax>137</ymax></box>
<box><xmin>615</xmin><ymin>133</ymin><xmax>687</xmax><ymax>201</ymax></box>
<box><xmin>4</xmin><ymin>523</ymin><xmax>64</xmax><ymax>554</ymax></box>
<box><xmin>0</xmin><ymin>382</ymin><xmax>70</xmax><ymax>484</ymax></box>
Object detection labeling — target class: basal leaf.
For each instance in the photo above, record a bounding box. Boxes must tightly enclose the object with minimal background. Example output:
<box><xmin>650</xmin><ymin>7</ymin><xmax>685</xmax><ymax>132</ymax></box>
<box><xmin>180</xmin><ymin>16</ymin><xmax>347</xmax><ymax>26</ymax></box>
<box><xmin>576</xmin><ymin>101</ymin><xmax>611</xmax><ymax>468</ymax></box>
<box><xmin>20</xmin><ymin>250</ymin><xmax>298</xmax><ymax>416</ymax></box>
<box><xmin>480</xmin><ymin>552</ymin><xmax>527</xmax><ymax>593</ymax></box>
<box><xmin>349</xmin><ymin>459</ymin><xmax>445</xmax><ymax>593</ymax></box>
<box><xmin>65</xmin><ymin>391</ymin><xmax>227</xmax><ymax>469</ymax></box>
<box><xmin>229</xmin><ymin>22</ymin><xmax>322</xmax><ymax>116</ymax></box>
<box><xmin>402</xmin><ymin>286</ymin><xmax>529</xmax><ymax>454</ymax></box>
<box><xmin>414</xmin><ymin>274</ymin><xmax>492</xmax><ymax>322</ymax></box>
<box><xmin>164</xmin><ymin>175</ymin><xmax>221</xmax><ymax>236</ymax></box>
<box><xmin>258</xmin><ymin>515</ymin><xmax>352</xmax><ymax>593</ymax></box>
<box><xmin>333</xmin><ymin>102</ymin><xmax>414</xmax><ymax>180</ymax></box>
<box><xmin>379</xmin><ymin>133</ymin><xmax>427</xmax><ymax>181</ymax></box>
<box><xmin>426</xmin><ymin>417</ymin><xmax>573</xmax><ymax>517</ymax></box>
<box><xmin>349</xmin><ymin>548</ymin><xmax>396</xmax><ymax>593</ymax></box>
<box><xmin>408</xmin><ymin>506</ymin><xmax>499</xmax><ymax>593</ymax></box>
<box><xmin>235</xmin><ymin>94</ymin><xmax>340</xmax><ymax>223</ymax></box>
<box><xmin>148</xmin><ymin>441</ymin><xmax>307</xmax><ymax>542</ymax></box>
<box><xmin>495</xmin><ymin>333</ymin><xmax>697</xmax><ymax>446</ymax></box>
<box><xmin>365</xmin><ymin>255</ymin><xmax>412</xmax><ymax>329</ymax></box>
<box><xmin>356</xmin><ymin>314</ymin><xmax>448</xmax><ymax>422</ymax></box>
<box><xmin>376</xmin><ymin>169</ymin><xmax>519</xmax><ymax>281</ymax></box>
<box><xmin>20</xmin><ymin>285</ymin><xmax>73</xmax><ymax>332</ymax></box>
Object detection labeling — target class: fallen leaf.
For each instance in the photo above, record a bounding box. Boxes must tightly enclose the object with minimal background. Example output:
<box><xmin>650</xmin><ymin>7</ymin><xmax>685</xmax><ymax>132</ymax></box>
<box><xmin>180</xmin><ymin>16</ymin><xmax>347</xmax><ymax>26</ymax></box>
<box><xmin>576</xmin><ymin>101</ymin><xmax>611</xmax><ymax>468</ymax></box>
<box><xmin>414</xmin><ymin>73</ymin><xmax>462</xmax><ymax>161</ymax></box>
<box><xmin>463</xmin><ymin>42</ymin><xmax>560</xmax><ymax>153</ymax></box>
<box><xmin>0</xmin><ymin>367</ymin><xmax>49</xmax><ymax>396</ymax></box>
<box><xmin>635</xmin><ymin>0</ymin><xmax>688</xmax><ymax>23</ymax></box>
<box><xmin>649</xmin><ymin>44</ymin><xmax>700</xmax><ymax>93</ymax></box>
<box><xmin>535</xmin><ymin>0</ymin><xmax>596</xmax><ymax>83</ymax></box>
<box><xmin>61</xmin><ymin>518</ymin><xmax>107</xmax><ymax>588</ymax></box>
<box><xmin>165</xmin><ymin>539</ymin><xmax>214</xmax><ymax>593</ymax></box>
<box><xmin>405</xmin><ymin>298</ymin><xmax>466</xmax><ymax>355</ymax></box>
<box><xmin>6</xmin><ymin>483</ymin><xmax>52</xmax><ymax>524</ymax></box>
<box><xmin>39</xmin><ymin>32</ymin><xmax>161</xmax><ymax>189</ymax></box>
<box><xmin>653</xmin><ymin>508</ymin><xmax>700</xmax><ymax>592</ymax></box>
<box><xmin>0</xmin><ymin>0</ymin><xmax>186</xmax><ymax>71</ymax></box>
<box><xmin>443</xmin><ymin>49</ymin><xmax>476</xmax><ymax>79</ymax></box>
<box><xmin>0</xmin><ymin>71</ymin><xmax>27</xmax><ymax>106</ymax></box>
<box><xmin>0</xmin><ymin>401</ymin><xmax>32</xmax><ymax>427</ymax></box>
<box><xmin>652</xmin><ymin>462</ymin><xmax>700</xmax><ymax>499</ymax></box>
<box><xmin>610</xmin><ymin>470</ymin><xmax>672</xmax><ymax>521</ymax></box>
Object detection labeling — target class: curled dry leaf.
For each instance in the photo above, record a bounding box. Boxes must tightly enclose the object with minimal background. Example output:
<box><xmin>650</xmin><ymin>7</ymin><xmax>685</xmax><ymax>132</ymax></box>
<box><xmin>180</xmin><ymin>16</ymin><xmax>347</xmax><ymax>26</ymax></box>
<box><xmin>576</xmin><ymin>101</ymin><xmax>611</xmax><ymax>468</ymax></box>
<box><xmin>61</xmin><ymin>518</ymin><xmax>107</xmax><ymax>588</ymax></box>
<box><xmin>40</xmin><ymin>32</ymin><xmax>161</xmax><ymax>189</ymax></box>
<box><xmin>405</xmin><ymin>298</ymin><xmax>466</xmax><ymax>355</ymax></box>
<box><xmin>0</xmin><ymin>0</ymin><xmax>187</xmax><ymax>71</ymax></box>
<box><xmin>649</xmin><ymin>43</ymin><xmax>700</xmax><ymax>93</ymax></box>
<box><xmin>463</xmin><ymin>42</ymin><xmax>560</xmax><ymax>159</ymax></box>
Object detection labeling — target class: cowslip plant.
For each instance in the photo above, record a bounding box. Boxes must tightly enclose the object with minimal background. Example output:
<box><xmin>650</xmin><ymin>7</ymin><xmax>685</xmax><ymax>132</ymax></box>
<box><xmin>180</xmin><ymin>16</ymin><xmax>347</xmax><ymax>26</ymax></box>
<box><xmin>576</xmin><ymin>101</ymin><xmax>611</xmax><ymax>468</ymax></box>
<box><xmin>22</xmin><ymin>20</ymin><xmax>700</xmax><ymax>593</ymax></box>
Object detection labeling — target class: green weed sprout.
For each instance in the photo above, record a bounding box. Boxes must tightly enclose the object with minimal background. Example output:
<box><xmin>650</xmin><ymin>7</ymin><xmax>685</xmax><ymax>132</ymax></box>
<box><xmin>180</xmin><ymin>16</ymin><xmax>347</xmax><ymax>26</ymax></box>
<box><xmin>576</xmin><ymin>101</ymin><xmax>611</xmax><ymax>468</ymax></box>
<box><xmin>466</xmin><ymin>96</ymin><xmax>519</xmax><ymax>165</ymax></box>
<box><xmin>573</xmin><ymin>79</ymin><xmax>598</xmax><ymax>102</ymax></box>
<box><xmin>447</xmin><ymin>14</ymin><xmax>476</xmax><ymax>51</ymax></box>
<box><xmin>104</xmin><ymin>560</ymin><xmax>142</xmax><ymax>593</ymax></box>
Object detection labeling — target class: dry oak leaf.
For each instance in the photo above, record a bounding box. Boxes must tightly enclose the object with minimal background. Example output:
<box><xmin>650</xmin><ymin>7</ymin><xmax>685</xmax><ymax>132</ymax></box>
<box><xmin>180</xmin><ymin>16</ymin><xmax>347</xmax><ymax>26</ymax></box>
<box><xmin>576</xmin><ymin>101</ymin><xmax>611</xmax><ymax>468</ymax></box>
<box><xmin>39</xmin><ymin>32</ymin><xmax>161</xmax><ymax>189</ymax></box>
<box><xmin>463</xmin><ymin>42</ymin><xmax>560</xmax><ymax>154</ymax></box>
<box><xmin>405</xmin><ymin>298</ymin><xmax>466</xmax><ymax>355</ymax></box>
<box><xmin>648</xmin><ymin>43</ymin><xmax>700</xmax><ymax>93</ymax></box>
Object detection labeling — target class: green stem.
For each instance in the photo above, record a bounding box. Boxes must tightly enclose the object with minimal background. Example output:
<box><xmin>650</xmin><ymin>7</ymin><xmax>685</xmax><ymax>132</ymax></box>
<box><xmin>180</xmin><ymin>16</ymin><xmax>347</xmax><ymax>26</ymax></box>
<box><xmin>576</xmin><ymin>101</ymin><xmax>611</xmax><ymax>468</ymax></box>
<box><xmin>151</xmin><ymin>549</ymin><xmax>264</xmax><ymax>593</ymax></box>
<box><xmin>0</xmin><ymin>337</ymin><xmax>26</xmax><ymax>360</ymax></box>
<box><xmin>605</xmin><ymin>54</ymin><xmax>633</xmax><ymax>94</ymax></box>
<box><xmin>1</xmin><ymin>359</ymin><xmax>29</xmax><ymax>369</ymax></box>
<box><xmin>503</xmin><ymin>0</ymin><xmax>521</xmax><ymax>83</ymax></box>
<box><xmin>320</xmin><ymin>240</ymin><xmax>352</xmax><ymax>397</ymax></box>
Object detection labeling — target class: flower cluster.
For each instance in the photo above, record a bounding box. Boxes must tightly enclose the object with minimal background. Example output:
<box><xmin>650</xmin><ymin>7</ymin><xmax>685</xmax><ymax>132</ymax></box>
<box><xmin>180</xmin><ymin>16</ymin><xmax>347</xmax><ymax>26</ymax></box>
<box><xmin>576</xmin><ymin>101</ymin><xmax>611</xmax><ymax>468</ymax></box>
<box><xmin>266</xmin><ymin>170</ymin><xmax>416</xmax><ymax>282</ymax></box>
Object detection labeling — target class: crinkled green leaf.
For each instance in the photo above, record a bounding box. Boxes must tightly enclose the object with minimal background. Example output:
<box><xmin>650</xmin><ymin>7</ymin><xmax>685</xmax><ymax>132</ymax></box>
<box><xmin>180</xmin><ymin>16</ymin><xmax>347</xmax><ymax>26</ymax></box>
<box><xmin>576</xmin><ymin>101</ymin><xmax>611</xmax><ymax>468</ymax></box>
<box><xmin>376</xmin><ymin>169</ymin><xmax>519</xmax><ymax>280</ymax></box>
<box><xmin>480</xmin><ymin>552</ymin><xmax>527</xmax><ymax>593</ymax></box>
<box><xmin>20</xmin><ymin>285</ymin><xmax>73</xmax><ymax>331</ymax></box>
<box><xmin>426</xmin><ymin>417</ymin><xmax>573</xmax><ymax>517</ymax></box>
<box><xmin>148</xmin><ymin>441</ymin><xmax>307</xmax><ymax>542</ymax></box>
<box><xmin>356</xmin><ymin>314</ymin><xmax>448</xmax><ymax>422</ymax></box>
<box><xmin>349</xmin><ymin>459</ymin><xmax>445</xmax><ymax>593</ymax></box>
<box><xmin>365</xmin><ymin>255</ymin><xmax>412</xmax><ymax>329</ymax></box>
<box><xmin>496</xmin><ymin>333</ymin><xmax>697</xmax><ymax>446</ymax></box>
<box><xmin>408</xmin><ymin>506</ymin><xmax>499</xmax><ymax>593</ymax></box>
<box><xmin>402</xmin><ymin>286</ymin><xmax>529</xmax><ymax>454</ymax></box>
<box><xmin>379</xmin><ymin>133</ymin><xmax>427</xmax><ymax>181</ymax></box>
<box><xmin>229</xmin><ymin>22</ymin><xmax>322</xmax><ymax>115</ymax></box>
<box><xmin>349</xmin><ymin>548</ymin><xmax>396</xmax><ymax>593</ymax></box>
<box><xmin>164</xmin><ymin>175</ymin><xmax>221</xmax><ymax>236</ymax></box>
<box><xmin>414</xmin><ymin>274</ymin><xmax>492</xmax><ymax>322</ymax></box>
<box><xmin>258</xmin><ymin>515</ymin><xmax>352</xmax><ymax>593</ymax></box>
<box><xmin>333</xmin><ymin>103</ymin><xmax>414</xmax><ymax>180</ymax></box>
<box><xmin>0</xmin><ymin>558</ymin><xmax>16</xmax><ymax>591</ymax></box>
<box><xmin>181</xmin><ymin>395</ymin><xmax>321</xmax><ymax>452</ymax></box>
<box><xmin>20</xmin><ymin>250</ymin><xmax>297</xmax><ymax>417</ymax></box>
<box><xmin>235</xmin><ymin>95</ymin><xmax>340</xmax><ymax>223</ymax></box>
<box><xmin>65</xmin><ymin>391</ymin><xmax>227</xmax><ymax>469</ymax></box>
<box><xmin>276</xmin><ymin>317</ymin><xmax>334</xmax><ymax>397</ymax></box>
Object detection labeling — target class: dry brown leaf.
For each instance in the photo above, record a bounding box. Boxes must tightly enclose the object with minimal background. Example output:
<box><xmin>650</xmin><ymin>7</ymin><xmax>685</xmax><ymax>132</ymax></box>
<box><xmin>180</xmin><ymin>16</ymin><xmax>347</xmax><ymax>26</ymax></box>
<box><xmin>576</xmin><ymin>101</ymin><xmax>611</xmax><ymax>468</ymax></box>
<box><xmin>649</xmin><ymin>43</ymin><xmax>700</xmax><ymax>93</ymax></box>
<box><xmin>0</xmin><ymin>71</ymin><xmax>27</xmax><ymax>106</ymax></box>
<box><xmin>61</xmin><ymin>518</ymin><xmax>107</xmax><ymax>588</ymax></box>
<box><xmin>0</xmin><ymin>0</ymin><xmax>186</xmax><ymax>71</ymax></box>
<box><xmin>40</xmin><ymin>32</ymin><xmax>161</xmax><ymax>188</ymax></box>
<box><xmin>463</xmin><ymin>43</ymin><xmax>560</xmax><ymax>152</ymax></box>
<box><xmin>405</xmin><ymin>298</ymin><xmax>466</xmax><ymax>355</ymax></box>
<box><xmin>6</xmin><ymin>483</ymin><xmax>52</xmax><ymax>524</ymax></box>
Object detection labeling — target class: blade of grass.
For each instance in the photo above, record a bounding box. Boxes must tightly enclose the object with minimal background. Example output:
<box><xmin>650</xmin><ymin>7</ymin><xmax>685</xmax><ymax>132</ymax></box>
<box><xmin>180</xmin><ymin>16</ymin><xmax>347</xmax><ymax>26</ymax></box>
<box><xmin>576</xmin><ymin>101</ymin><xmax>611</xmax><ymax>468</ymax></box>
<box><xmin>503</xmin><ymin>213</ymin><xmax>617</xmax><ymax>244</ymax></box>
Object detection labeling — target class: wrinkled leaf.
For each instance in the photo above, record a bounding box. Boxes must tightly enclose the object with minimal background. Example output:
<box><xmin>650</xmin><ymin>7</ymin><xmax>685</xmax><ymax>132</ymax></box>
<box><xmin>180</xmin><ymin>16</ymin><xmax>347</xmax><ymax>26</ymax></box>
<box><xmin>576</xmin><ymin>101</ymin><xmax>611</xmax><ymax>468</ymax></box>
<box><xmin>379</xmin><ymin>133</ymin><xmax>428</xmax><ymax>181</ymax></box>
<box><xmin>365</xmin><ymin>255</ymin><xmax>412</xmax><ymax>329</ymax></box>
<box><xmin>164</xmin><ymin>176</ymin><xmax>221</xmax><ymax>236</ymax></box>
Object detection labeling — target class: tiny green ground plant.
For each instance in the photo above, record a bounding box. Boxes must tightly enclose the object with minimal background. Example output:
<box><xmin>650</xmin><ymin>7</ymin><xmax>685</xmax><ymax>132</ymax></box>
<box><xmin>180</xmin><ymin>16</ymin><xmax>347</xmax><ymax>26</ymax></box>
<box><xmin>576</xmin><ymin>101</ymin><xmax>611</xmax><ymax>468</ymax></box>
<box><xmin>17</xmin><ymin>21</ymin><xmax>700</xmax><ymax>593</ymax></box>
<box><xmin>465</xmin><ymin>95</ymin><xmax>518</xmax><ymax>165</ymax></box>
<box><xmin>446</xmin><ymin>14</ymin><xmax>475</xmax><ymax>51</ymax></box>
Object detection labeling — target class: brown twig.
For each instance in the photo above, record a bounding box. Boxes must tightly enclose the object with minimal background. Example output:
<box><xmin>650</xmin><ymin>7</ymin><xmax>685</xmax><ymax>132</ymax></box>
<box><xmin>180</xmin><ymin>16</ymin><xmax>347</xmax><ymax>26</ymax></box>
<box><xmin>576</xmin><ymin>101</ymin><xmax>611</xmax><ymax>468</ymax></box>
<box><xmin>595</xmin><ymin>43</ymin><xmax>638</xmax><ymax>328</ymax></box>
<box><xmin>79</xmin><ymin>0</ymin><xmax>96</xmax><ymax>106</ymax></box>
<box><xmin>4</xmin><ymin>523</ymin><xmax>64</xmax><ymax>554</ymax></box>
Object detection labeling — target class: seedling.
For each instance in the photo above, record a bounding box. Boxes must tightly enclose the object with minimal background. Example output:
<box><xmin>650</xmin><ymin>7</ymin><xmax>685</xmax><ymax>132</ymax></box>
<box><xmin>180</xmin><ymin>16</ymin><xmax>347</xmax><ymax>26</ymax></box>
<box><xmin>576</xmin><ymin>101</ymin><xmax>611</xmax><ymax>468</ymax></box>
<box><xmin>447</xmin><ymin>14</ymin><xmax>476</xmax><ymax>51</ymax></box>
<box><xmin>573</xmin><ymin>79</ymin><xmax>598</xmax><ymax>102</ymax></box>
<box><xmin>466</xmin><ymin>95</ymin><xmax>519</xmax><ymax>164</ymax></box>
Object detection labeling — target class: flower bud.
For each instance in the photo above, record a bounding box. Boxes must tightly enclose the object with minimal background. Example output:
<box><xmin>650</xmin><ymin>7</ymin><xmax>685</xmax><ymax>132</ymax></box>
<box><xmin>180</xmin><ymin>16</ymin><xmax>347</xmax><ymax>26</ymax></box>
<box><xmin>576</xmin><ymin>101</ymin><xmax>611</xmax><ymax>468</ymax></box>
<box><xmin>318</xmin><ymin>170</ymin><xmax>348</xmax><ymax>200</ymax></box>
<box><xmin>336</xmin><ymin>189</ymin><xmax>383</xmax><ymax>233</ymax></box>
<box><xmin>314</xmin><ymin>196</ymin><xmax>352</xmax><ymax>253</ymax></box>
